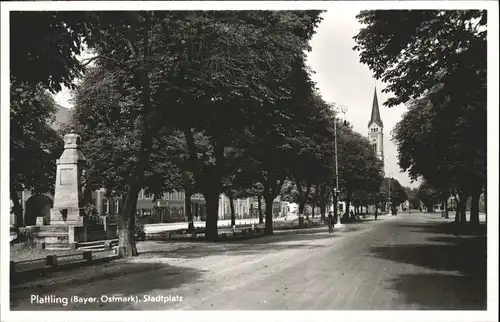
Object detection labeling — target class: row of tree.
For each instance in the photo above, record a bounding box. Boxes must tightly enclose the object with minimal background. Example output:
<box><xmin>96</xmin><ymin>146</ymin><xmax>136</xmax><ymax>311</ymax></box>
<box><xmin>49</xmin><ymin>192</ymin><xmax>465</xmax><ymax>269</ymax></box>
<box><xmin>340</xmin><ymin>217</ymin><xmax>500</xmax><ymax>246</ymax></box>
<box><xmin>354</xmin><ymin>10</ymin><xmax>487</xmax><ymax>224</ymax></box>
<box><xmin>11</xmin><ymin>11</ymin><xmax>404</xmax><ymax>258</ymax></box>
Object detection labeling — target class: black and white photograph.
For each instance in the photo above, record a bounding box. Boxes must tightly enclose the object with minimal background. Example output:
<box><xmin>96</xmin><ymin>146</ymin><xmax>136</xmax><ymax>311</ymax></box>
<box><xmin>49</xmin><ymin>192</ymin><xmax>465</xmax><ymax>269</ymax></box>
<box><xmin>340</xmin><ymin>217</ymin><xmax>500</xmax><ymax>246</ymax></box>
<box><xmin>1</xmin><ymin>1</ymin><xmax>498</xmax><ymax>321</ymax></box>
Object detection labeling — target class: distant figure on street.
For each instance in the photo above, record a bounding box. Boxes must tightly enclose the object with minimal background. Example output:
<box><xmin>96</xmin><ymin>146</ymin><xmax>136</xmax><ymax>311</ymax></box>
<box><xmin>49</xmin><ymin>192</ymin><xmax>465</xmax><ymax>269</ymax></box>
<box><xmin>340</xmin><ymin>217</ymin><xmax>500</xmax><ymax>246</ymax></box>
<box><xmin>374</xmin><ymin>208</ymin><xmax>378</xmax><ymax>220</ymax></box>
<box><xmin>327</xmin><ymin>212</ymin><xmax>334</xmax><ymax>234</ymax></box>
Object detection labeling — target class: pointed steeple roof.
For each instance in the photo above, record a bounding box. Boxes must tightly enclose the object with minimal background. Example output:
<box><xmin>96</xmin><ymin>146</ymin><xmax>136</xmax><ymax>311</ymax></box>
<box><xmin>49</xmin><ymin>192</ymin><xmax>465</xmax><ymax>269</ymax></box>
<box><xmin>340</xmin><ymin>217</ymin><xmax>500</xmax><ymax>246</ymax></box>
<box><xmin>368</xmin><ymin>87</ymin><xmax>383</xmax><ymax>128</ymax></box>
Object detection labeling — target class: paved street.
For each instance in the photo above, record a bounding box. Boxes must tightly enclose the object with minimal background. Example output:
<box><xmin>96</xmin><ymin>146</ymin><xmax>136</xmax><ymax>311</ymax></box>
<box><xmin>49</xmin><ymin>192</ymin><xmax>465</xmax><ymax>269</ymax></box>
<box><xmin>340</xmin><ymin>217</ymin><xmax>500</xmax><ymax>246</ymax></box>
<box><xmin>10</xmin><ymin>212</ymin><xmax>486</xmax><ymax>310</ymax></box>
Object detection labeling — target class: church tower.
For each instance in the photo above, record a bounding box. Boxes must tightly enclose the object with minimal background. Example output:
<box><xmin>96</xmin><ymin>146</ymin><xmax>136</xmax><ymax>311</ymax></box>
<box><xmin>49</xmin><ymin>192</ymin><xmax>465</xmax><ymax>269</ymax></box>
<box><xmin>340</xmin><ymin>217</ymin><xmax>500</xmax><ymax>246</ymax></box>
<box><xmin>368</xmin><ymin>87</ymin><xmax>384</xmax><ymax>167</ymax></box>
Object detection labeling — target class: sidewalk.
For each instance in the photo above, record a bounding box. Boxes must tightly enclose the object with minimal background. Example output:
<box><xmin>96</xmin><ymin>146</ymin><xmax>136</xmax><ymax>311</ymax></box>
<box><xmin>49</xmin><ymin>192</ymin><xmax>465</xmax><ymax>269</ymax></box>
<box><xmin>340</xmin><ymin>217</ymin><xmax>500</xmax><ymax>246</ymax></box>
<box><xmin>440</xmin><ymin>211</ymin><xmax>486</xmax><ymax>223</ymax></box>
<box><xmin>144</xmin><ymin>216</ymin><xmax>294</xmax><ymax>234</ymax></box>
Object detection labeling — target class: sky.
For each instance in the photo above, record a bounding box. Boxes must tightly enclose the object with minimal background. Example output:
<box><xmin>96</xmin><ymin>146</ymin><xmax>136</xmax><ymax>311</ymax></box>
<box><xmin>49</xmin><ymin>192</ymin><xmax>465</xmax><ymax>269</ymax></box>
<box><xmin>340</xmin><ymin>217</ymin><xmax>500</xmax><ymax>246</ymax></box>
<box><xmin>53</xmin><ymin>8</ymin><xmax>419</xmax><ymax>188</ymax></box>
<box><xmin>305</xmin><ymin>9</ymin><xmax>418</xmax><ymax>188</ymax></box>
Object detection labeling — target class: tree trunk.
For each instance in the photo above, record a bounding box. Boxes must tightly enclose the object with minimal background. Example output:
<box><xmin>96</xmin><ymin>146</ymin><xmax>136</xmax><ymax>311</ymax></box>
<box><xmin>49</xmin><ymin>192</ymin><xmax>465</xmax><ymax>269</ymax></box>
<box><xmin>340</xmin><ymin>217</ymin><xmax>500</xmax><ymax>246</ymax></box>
<box><xmin>257</xmin><ymin>194</ymin><xmax>263</xmax><ymax>224</ymax></box>
<box><xmin>117</xmin><ymin>127</ymin><xmax>157</xmax><ymax>257</ymax></box>
<box><xmin>264</xmin><ymin>195</ymin><xmax>274</xmax><ymax>235</ymax></box>
<box><xmin>199</xmin><ymin>138</ymin><xmax>225</xmax><ymax>241</ymax></box>
<box><xmin>457</xmin><ymin>192</ymin><xmax>468</xmax><ymax>224</ymax></box>
<box><xmin>117</xmin><ymin>12</ymin><xmax>162</xmax><ymax>258</ymax></box>
<box><xmin>185</xmin><ymin>188</ymin><xmax>194</xmax><ymax>231</ymax></box>
<box><xmin>444</xmin><ymin>198</ymin><xmax>449</xmax><ymax>219</ymax></box>
<box><xmin>118</xmin><ymin>186</ymin><xmax>140</xmax><ymax>258</ymax></box>
<box><xmin>483</xmin><ymin>189</ymin><xmax>487</xmax><ymax>224</ymax></box>
<box><xmin>484</xmin><ymin>189</ymin><xmax>487</xmax><ymax>214</ymax></box>
<box><xmin>298</xmin><ymin>200</ymin><xmax>306</xmax><ymax>216</ymax></box>
<box><xmin>319</xmin><ymin>186</ymin><xmax>330</xmax><ymax>221</ymax></box>
<box><xmin>229</xmin><ymin>192</ymin><xmax>236</xmax><ymax>227</ymax></box>
<box><xmin>320</xmin><ymin>203</ymin><xmax>326</xmax><ymax>221</ymax></box>
<box><xmin>344</xmin><ymin>194</ymin><xmax>351</xmax><ymax>219</ymax></box>
<box><xmin>469</xmin><ymin>187</ymin><xmax>481</xmax><ymax>225</ymax></box>
<box><xmin>10</xmin><ymin>185</ymin><xmax>23</xmax><ymax>228</ymax></box>
<box><xmin>203</xmin><ymin>190</ymin><xmax>220</xmax><ymax>241</ymax></box>
<box><xmin>454</xmin><ymin>194</ymin><xmax>460</xmax><ymax>222</ymax></box>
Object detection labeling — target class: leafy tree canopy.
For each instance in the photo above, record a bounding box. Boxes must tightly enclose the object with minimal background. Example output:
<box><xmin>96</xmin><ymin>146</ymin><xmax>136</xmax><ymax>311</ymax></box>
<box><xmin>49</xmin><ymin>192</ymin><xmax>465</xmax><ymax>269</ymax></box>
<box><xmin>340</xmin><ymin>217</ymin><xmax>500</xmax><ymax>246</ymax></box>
<box><xmin>354</xmin><ymin>10</ymin><xmax>486</xmax><ymax>108</ymax></box>
<box><xmin>417</xmin><ymin>180</ymin><xmax>447</xmax><ymax>210</ymax></box>
<box><xmin>10</xmin><ymin>11</ymin><xmax>93</xmax><ymax>92</ymax></box>
<box><xmin>379</xmin><ymin>177</ymin><xmax>408</xmax><ymax>207</ymax></box>
<box><xmin>393</xmin><ymin>95</ymin><xmax>486</xmax><ymax>195</ymax></box>
<box><xmin>10</xmin><ymin>83</ymin><xmax>63</xmax><ymax>194</ymax></box>
<box><xmin>337</xmin><ymin>124</ymin><xmax>384</xmax><ymax>200</ymax></box>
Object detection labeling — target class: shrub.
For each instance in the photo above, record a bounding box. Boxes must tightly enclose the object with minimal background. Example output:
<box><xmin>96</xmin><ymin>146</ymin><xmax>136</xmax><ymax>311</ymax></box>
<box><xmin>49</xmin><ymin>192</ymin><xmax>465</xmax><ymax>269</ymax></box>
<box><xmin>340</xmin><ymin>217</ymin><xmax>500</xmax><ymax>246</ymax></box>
<box><xmin>83</xmin><ymin>204</ymin><xmax>102</xmax><ymax>227</ymax></box>
<box><xmin>17</xmin><ymin>227</ymin><xmax>37</xmax><ymax>249</ymax></box>
<box><xmin>135</xmin><ymin>222</ymin><xmax>146</xmax><ymax>241</ymax></box>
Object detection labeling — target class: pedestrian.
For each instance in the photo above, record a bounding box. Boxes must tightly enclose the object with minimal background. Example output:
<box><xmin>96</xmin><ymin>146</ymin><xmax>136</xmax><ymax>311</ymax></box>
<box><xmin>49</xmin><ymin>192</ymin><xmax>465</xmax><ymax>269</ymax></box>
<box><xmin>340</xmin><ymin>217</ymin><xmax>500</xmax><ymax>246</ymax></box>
<box><xmin>374</xmin><ymin>208</ymin><xmax>378</xmax><ymax>220</ymax></box>
<box><xmin>327</xmin><ymin>212</ymin><xmax>334</xmax><ymax>233</ymax></box>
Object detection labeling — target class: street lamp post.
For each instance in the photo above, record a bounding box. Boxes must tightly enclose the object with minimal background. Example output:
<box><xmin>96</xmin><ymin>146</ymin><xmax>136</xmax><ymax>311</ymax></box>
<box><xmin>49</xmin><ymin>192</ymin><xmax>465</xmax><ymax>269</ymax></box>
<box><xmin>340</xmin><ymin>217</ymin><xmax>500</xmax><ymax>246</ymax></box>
<box><xmin>387</xmin><ymin>172</ymin><xmax>392</xmax><ymax>215</ymax></box>
<box><xmin>330</xmin><ymin>103</ymin><xmax>348</xmax><ymax>228</ymax></box>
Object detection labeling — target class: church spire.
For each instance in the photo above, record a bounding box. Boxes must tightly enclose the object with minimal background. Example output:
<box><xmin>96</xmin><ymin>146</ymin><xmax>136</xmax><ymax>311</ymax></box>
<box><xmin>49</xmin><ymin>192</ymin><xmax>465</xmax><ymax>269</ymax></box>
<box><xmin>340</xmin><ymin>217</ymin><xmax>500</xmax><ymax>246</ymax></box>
<box><xmin>368</xmin><ymin>87</ymin><xmax>383</xmax><ymax>128</ymax></box>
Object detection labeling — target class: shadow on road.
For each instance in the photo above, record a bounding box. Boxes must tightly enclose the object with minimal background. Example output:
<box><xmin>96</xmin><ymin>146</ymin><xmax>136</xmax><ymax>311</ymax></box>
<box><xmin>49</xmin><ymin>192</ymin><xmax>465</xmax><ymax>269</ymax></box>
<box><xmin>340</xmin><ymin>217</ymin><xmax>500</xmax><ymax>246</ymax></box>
<box><xmin>387</xmin><ymin>273</ymin><xmax>486</xmax><ymax>310</ymax></box>
<box><xmin>259</xmin><ymin>228</ymin><xmax>332</xmax><ymax>239</ymax></box>
<box><xmin>338</xmin><ymin>226</ymin><xmax>364</xmax><ymax>233</ymax></box>
<box><xmin>11</xmin><ymin>261</ymin><xmax>204</xmax><ymax>310</ymax></box>
<box><xmin>369</xmin><ymin>241</ymin><xmax>486</xmax><ymax>275</ymax></box>
<box><xmin>368</xmin><ymin>228</ymin><xmax>486</xmax><ymax>309</ymax></box>
<box><xmin>393</xmin><ymin>221</ymin><xmax>487</xmax><ymax>237</ymax></box>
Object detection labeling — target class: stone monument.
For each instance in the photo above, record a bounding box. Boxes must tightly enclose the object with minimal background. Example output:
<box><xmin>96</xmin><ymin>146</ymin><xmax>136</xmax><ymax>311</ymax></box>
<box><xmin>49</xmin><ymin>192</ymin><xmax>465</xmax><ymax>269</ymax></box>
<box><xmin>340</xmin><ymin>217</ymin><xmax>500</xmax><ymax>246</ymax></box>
<box><xmin>32</xmin><ymin>133</ymin><xmax>89</xmax><ymax>249</ymax></box>
<box><xmin>49</xmin><ymin>133</ymin><xmax>87</xmax><ymax>225</ymax></box>
<box><xmin>33</xmin><ymin>133</ymin><xmax>113</xmax><ymax>249</ymax></box>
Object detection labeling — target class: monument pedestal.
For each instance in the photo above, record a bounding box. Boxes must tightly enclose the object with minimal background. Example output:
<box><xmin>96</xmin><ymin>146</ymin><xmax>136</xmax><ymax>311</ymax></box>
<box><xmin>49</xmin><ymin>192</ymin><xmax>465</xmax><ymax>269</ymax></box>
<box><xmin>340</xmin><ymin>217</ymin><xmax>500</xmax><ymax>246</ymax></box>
<box><xmin>49</xmin><ymin>208</ymin><xmax>84</xmax><ymax>226</ymax></box>
<box><xmin>33</xmin><ymin>133</ymin><xmax>111</xmax><ymax>249</ymax></box>
<box><xmin>35</xmin><ymin>133</ymin><xmax>89</xmax><ymax>249</ymax></box>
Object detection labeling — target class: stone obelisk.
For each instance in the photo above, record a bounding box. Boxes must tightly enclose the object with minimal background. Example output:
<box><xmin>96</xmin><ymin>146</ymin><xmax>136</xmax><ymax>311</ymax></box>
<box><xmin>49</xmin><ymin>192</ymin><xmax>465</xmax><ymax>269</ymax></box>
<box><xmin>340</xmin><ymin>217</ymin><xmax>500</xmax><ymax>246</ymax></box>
<box><xmin>49</xmin><ymin>133</ymin><xmax>87</xmax><ymax>226</ymax></box>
